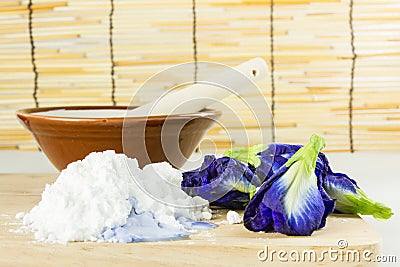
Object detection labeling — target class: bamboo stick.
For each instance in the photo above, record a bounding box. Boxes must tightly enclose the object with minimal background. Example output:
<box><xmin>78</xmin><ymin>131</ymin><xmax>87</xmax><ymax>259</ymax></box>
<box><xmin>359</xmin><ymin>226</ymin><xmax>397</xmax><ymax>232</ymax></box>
<box><xmin>1</xmin><ymin>0</ymin><xmax>399</xmax><ymax>152</ymax></box>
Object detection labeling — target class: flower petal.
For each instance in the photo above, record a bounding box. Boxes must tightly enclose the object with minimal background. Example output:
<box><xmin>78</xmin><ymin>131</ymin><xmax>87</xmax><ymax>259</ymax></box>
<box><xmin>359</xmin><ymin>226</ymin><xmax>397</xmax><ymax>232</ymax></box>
<box><xmin>269</xmin><ymin>162</ymin><xmax>325</xmax><ymax>235</ymax></box>
<box><xmin>182</xmin><ymin>155</ymin><xmax>258</xmax><ymax>209</ymax></box>
<box><xmin>255</xmin><ymin>144</ymin><xmax>297</xmax><ymax>182</ymax></box>
<box><xmin>317</xmin><ymin>180</ymin><xmax>336</xmax><ymax>228</ymax></box>
<box><xmin>244</xmin><ymin>162</ymin><xmax>326</xmax><ymax>235</ymax></box>
<box><xmin>244</xmin><ymin>135</ymin><xmax>330</xmax><ymax>236</ymax></box>
<box><xmin>243</xmin><ymin>181</ymin><xmax>274</xmax><ymax>232</ymax></box>
<box><xmin>323</xmin><ymin>171</ymin><xmax>393</xmax><ymax>220</ymax></box>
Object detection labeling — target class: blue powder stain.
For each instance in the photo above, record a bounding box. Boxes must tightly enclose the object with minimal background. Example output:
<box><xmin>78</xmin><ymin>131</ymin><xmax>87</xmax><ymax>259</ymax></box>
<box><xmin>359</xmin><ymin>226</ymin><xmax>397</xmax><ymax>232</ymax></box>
<box><xmin>100</xmin><ymin>197</ymin><xmax>216</xmax><ymax>243</ymax></box>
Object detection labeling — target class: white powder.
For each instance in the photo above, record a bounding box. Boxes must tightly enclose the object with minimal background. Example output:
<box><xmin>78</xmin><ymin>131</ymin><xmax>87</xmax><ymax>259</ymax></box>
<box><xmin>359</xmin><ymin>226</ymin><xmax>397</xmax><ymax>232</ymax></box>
<box><xmin>128</xmin><ymin>162</ymin><xmax>211</xmax><ymax>227</ymax></box>
<box><xmin>34</xmin><ymin>109</ymin><xmax>126</xmax><ymax>118</ymax></box>
<box><xmin>226</xmin><ymin>210</ymin><xmax>242</xmax><ymax>224</ymax></box>
<box><xmin>15</xmin><ymin>212</ymin><xmax>25</xmax><ymax>220</ymax></box>
<box><xmin>21</xmin><ymin>150</ymin><xmax>212</xmax><ymax>244</ymax></box>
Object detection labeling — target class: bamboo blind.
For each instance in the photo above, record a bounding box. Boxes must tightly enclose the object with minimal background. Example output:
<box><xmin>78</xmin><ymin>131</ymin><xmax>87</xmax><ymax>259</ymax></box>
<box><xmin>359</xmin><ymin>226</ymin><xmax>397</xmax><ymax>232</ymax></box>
<box><xmin>0</xmin><ymin>0</ymin><xmax>399</xmax><ymax>152</ymax></box>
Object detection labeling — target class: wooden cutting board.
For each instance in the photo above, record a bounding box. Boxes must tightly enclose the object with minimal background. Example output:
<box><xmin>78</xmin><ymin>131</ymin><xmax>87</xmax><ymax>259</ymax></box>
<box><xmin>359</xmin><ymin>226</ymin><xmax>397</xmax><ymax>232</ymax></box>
<box><xmin>0</xmin><ymin>174</ymin><xmax>381</xmax><ymax>267</ymax></box>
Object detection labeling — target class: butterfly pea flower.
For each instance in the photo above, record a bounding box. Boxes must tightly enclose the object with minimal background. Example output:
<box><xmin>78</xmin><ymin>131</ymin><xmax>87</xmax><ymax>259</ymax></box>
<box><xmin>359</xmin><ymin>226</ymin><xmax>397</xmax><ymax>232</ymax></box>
<box><xmin>227</xmin><ymin>140</ymin><xmax>392</xmax><ymax>220</ymax></box>
<box><xmin>318</xmin><ymin>155</ymin><xmax>393</xmax><ymax>220</ymax></box>
<box><xmin>226</xmin><ymin>142</ymin><xmax>334</xmax><ymax>229</ymax></box>
<box><xmin>244</xmin><ymin>134</ymin><xmax>334</xmax><ymax>236</ymax></box>
<box><xmin>181</xmin><ymin>155</ymin><xmax>259</xmax><ymax>209</ymax></box>
<box><xmin>255</xmin><ymin>145</ymin><xmax>392</xmax><ymax>220</ymax></box>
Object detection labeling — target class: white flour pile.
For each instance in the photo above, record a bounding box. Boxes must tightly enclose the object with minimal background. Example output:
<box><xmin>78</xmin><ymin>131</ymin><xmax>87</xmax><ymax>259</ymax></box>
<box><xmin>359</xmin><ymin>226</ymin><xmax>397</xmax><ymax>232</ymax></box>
<box><xmin>226</xmin><ymin>210</ymin><xmax>242</xmax><ymax>224</ymax></box>
<box><xmin>21</xmin><ymin>150</ymin><xmax>213</xmax><ymax>244</ymax></box>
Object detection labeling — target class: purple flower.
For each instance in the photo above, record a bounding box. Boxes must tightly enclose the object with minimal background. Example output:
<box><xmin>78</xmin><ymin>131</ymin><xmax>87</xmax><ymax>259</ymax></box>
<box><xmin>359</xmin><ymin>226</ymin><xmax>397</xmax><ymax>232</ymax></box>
<box><xmin>243</xmin><ymin>134</ymin><xmax>333</xmax><ymax>235</ymax></box>
<box><xmin>182</xmin><ymin>155</ymin><xmax>259</xmax><ymax>209</ymax></box>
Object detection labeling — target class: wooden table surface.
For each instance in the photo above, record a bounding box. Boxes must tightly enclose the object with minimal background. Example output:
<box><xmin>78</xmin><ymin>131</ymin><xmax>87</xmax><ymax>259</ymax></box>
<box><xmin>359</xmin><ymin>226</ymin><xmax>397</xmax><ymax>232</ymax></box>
<box><xmin>0</xmin><ymin>174</ymin><xmax>381</xmax><ymax>266</ymax></box>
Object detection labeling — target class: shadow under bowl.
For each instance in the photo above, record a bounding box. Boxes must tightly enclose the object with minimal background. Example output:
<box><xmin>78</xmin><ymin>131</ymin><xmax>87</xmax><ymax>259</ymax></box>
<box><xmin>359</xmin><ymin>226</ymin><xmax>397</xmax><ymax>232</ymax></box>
<box><xmin>16</xmin><ymin>106</ymin><xmax>221</xmax><ymax>171</ymax></box>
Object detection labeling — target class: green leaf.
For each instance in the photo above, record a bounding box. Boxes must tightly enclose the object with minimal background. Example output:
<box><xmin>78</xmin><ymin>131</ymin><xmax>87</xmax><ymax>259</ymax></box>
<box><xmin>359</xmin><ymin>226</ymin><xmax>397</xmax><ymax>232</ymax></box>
<box><xmin>223</xmin><ymin>144</ymin><xmax>268</xmax><ymax>167</ymax></box>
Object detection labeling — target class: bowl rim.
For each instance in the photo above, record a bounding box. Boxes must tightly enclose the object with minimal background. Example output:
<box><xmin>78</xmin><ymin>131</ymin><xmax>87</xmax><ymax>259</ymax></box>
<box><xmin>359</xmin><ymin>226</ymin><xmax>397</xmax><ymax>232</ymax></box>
<box><xmin>16</xmin><ymin>105</ymin><xmax>222</xmax><ymax>122</ymax></box>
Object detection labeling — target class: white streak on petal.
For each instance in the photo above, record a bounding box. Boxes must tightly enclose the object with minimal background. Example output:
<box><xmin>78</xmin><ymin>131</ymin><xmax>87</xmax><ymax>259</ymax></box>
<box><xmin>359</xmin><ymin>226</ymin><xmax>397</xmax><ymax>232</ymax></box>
<box><xmin>279</xmin><ymin>161</ymin><xmax>318</xmax><ymax>218</ymax></box>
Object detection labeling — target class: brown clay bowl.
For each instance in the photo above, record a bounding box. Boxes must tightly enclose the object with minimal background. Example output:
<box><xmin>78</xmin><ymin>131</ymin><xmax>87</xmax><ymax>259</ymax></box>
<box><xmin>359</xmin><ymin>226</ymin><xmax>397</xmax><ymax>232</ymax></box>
<box><xmin>16</xmin><ymin>106</ymin><xmax>221</xmax><ymax>171</ymax></box>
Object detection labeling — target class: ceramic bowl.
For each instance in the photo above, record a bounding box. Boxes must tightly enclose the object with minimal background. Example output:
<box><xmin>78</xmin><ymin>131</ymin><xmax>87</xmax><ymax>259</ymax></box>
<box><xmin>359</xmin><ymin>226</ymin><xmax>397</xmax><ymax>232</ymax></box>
<box><xmin>16</xmin><ymin>106</ymin><xmax>221</xmax><ymax>171</ymax></box>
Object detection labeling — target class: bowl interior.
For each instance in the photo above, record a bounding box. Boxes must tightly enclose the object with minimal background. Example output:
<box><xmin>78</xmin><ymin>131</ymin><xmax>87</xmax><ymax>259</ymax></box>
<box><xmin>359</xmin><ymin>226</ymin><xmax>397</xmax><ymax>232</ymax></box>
<box><xmin>17</xmin><ymin>106</ymin><xmax>221</xmax><ymax>171</ymax></box>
